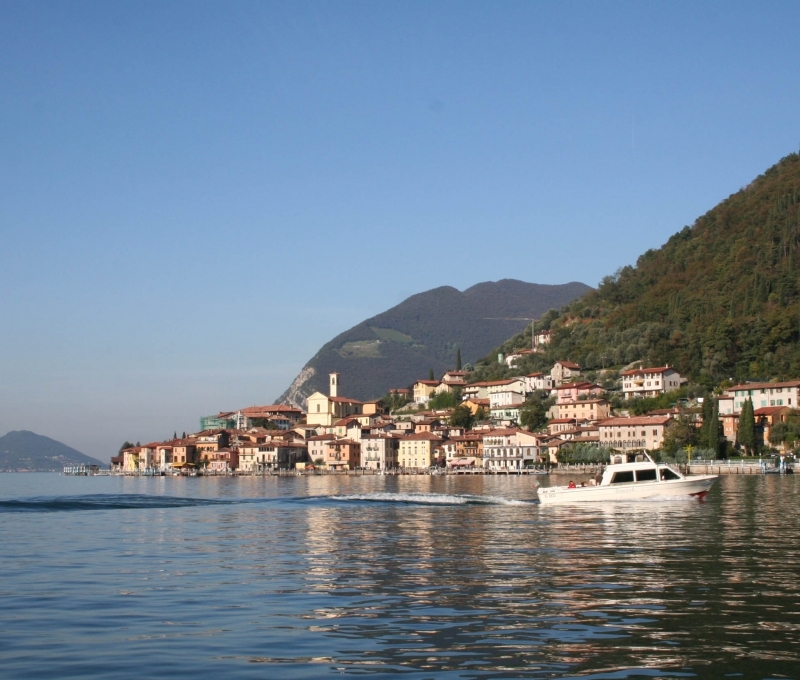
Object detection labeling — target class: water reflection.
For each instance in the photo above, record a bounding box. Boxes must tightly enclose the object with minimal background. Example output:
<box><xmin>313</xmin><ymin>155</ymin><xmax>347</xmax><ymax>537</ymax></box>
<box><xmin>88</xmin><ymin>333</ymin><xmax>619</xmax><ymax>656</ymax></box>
<box><xmin>0</xmin><ymin>474</ymin><xmax>799</xmax><ymax>677</ymax></box>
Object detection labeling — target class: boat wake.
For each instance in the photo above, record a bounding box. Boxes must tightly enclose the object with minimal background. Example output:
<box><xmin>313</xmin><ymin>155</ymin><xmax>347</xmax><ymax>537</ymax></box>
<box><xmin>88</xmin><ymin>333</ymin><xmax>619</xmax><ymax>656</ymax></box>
<box><xmin>329</xmin><ymin>492</ymin><xmax>535</xmax><ymax>506</ymax></box>
<box><xmin>0</xmin><ymin>494</ymin><xmax>240</xmax><ymax>513</ymax></box>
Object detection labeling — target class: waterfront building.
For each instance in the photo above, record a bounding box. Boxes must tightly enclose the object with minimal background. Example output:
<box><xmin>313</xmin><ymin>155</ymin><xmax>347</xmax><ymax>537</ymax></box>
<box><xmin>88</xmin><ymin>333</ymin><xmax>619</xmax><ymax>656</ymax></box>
<box><xmin>597</xmin><ymin>416</ymin><xmax>671</xmax><ymax>450</ymax></box>
<box><xmin>360</xmin><ymin>434</ymin><xmax>399</xmax><ymax>470</ymax></box>
<box><xmin>322</xmin><ymin>439</ymin><xmax>359</xmax><ymax>470</ymax></box>
<box><xmin>398</xmin><ymin>432</ymin><xmax>442</xmax><ymax>469</ymax></box>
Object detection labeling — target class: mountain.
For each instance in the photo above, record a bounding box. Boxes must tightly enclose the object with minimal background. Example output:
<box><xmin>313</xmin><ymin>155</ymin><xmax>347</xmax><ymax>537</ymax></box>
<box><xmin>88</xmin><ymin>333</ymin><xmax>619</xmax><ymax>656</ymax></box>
<box><xmin>0</xmin><ymin>430</ymin><xmax>105</xmax><ymax>472</ymax></box>
<box><xmin>279</xmin><ymin>279</ymin><xmax>591</xmax><ymax>407</ymax></box>
<box><xmin>474</xmin><ymin>151</ymin><xmax>800</xmax><ymax>387</ymax></box>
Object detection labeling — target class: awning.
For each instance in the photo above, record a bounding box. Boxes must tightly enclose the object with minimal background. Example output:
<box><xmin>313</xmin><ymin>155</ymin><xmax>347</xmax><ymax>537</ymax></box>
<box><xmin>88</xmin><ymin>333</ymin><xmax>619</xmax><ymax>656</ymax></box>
<box><xmin>449</xmin><ymin>457</ymin><xmax>476</xmax><ymax>467</ymax></box>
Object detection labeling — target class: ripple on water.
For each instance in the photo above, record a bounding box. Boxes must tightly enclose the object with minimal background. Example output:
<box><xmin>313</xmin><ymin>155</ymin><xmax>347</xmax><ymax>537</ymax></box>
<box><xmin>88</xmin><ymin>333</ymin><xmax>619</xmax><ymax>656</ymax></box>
<box><xmin>0</xmin><ymin>474</ymin><xmax>799</xmax><ymax>678</ymax></box>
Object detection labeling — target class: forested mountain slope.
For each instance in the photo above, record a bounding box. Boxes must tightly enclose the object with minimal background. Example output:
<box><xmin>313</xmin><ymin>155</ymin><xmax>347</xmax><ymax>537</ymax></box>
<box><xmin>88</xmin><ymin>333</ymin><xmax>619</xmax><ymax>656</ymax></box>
<box><xmin>278</xmin><ymin>280</ymin><xmax>590</xmax><ymax>407</ymax></box>
<box><xmin>477</xmin><ymin>152</ymin><xmax>800</xmax><ymax>387</ymax></box>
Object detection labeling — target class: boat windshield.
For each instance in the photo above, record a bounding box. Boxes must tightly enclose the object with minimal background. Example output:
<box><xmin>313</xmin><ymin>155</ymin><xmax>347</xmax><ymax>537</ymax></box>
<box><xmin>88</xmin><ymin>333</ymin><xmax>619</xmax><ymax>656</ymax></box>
<box><xmin>660</xmin><ymin>468</ymin><xmax>681</xmax><ymax>481</ymax></box>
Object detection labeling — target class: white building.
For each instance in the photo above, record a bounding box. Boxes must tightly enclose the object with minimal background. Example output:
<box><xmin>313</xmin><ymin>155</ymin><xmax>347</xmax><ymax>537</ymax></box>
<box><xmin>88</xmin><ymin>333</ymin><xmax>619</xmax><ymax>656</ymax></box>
<box><xmin>482</xmin><ymin>429</ymin><xmax>539</xmax><ymax>470</ymax></box>
<box><xmin>620</xmin><ymin>366</ymin><xmax>682</xmax><ymax>399</ymax></box>
<box><xmin>360</xmin><ymin>434</ymin><xmax>399</xmax><ymax>470</ymax></box>
<box><xmin>525</xmin><ymin>372</ymin><xmax>555</xmax><ymax>393</ymax></box>
<box><xmin>723</xmin><ymin>381</ymin><xmax>800</xmax><ymax>413</ymax></box>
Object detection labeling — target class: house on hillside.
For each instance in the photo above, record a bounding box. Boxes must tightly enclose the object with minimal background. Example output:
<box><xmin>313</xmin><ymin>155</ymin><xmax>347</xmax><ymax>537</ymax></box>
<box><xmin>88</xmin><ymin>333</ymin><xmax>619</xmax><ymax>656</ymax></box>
<box><xmin>723</xmin><ymin>381</ymin><xmax>800</xmax><ymax>412</ymax></box>
<box><xmin>504</xmin><ymin>348</ymin><xmax>536</xmax><ymax>367</ymax></box>
<box><xmin>555</xmin><ymin>381</ymin><xmax>605</xmax><ymax>404</ymax></box>
<box><xmin>620</xmin><ymin>366</ymin><xmax>682</xmax><ymax>399</ymax></box>
<box><xmin>525</xmin><ymin>372</ymin><xmax>555</xmax><ymax>393</ymax></box>
<box><xmin>413</xmin><ymin>380</ymin><xmax>440</xmax><ymax>404</ymax></box>
<box><xmin>551</xmin><ymin>361</ymin><xmax>581</xmax><ymax>386</ymax></box>
<box><xmin>554</xmin><ymin>399</ymin><xmax>611</xmax><ymax>422</ymax></box>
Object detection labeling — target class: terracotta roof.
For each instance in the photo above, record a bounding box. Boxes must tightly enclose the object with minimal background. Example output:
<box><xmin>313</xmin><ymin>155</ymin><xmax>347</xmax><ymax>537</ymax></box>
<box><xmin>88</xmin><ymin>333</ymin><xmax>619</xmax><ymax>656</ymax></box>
<box><xmin>548</xmin><ymin>418</ymin><xmax>577</xmax><ymax>424</ymax></box>
<box><xmin>308</xmin><ymin>434</ymin><xmax>336</xmax><ymax>441</ymax></box>
<box><xmin>598</xmin><ymin>416</ymin><xmax>671</xmax><ymax>427</ymax></box>
<box><xmin>241</xmin><ymin>404</ymin><xmax>303</xmax><ymax>415</ymax></box>
<box><xmin>754</xmin><ymin>406</ymin><xmax>791</xmax><ymax>415</ymax></box>
<box><xmin>401</xmin><ymin>432</ymin><xmax>443</xmax><ymax>441</ymax></box>
<box><xmin>328</xmin><ymin>396</ymin><xmax>363</xmax><ymax>404</ymax></box>
<box><xmin>620</xmin><ymin>366</ymin><xmax>676</xmax><ymax>376</ymax></box>
<box><xmin>556</xmin><ymin>381</ymin><xmax>601</xmax><ymax>390</ymax></box>
<box><xmin>555</xmin><ymin>361</ymin><xmax>581</xmax><ymax>369</ymax></box>
<box><xmin>334</xmin><ymin>417</ymin><xmax>360</xmax><ymax>426</ymax></box>
<box><xmin>727</xmin><ymin>380</ymin><xmax>800</xmax><ymax>391</ymax></box>
<box><xmin>415</xmin><ymin>380</ymin><xmax>440</xmax><ymax>386</ymax></box>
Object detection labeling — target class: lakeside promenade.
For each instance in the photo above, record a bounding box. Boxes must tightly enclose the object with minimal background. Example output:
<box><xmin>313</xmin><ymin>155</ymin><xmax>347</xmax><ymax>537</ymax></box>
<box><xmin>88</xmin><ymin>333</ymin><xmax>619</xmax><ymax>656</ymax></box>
<box><xmin>67</xmin><ymin>460</ymin><xmax>773</xmax><ymax>477</ymax></box>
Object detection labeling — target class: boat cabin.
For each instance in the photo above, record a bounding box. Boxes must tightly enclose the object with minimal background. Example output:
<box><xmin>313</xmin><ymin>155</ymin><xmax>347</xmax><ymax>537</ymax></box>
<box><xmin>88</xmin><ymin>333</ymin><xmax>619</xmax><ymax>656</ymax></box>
<box><xmin>601</xmin><ymin>452</ymin><xmax>683</xmax><ymax>486</ymax></box>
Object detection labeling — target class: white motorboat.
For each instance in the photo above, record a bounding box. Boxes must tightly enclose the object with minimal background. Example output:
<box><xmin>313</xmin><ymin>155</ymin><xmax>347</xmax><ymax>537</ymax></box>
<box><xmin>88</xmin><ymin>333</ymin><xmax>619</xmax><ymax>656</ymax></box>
<box><xmin>536</xmin><ymin>452</ymin><xmax>718</xmax><ymax>505</ymax></box>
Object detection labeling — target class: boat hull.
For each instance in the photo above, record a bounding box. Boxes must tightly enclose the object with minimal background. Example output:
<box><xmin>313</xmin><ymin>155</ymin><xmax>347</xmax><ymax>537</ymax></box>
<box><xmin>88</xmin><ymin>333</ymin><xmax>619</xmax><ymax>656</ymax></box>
<box><xmin>537</xmin><ymin>474</ymin><xmax>718</xmax><ymax>505</ymax></box>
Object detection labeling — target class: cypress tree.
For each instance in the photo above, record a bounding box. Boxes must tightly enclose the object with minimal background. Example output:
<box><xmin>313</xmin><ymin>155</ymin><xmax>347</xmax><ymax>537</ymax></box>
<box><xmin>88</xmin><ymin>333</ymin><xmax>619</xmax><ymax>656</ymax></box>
<box><xmin>428</xmin><ymin>367</ymin><xmax>435</xmax><ymax>380</ymax></box>
<box><xmin>456</xmin><ymin>347</ymin><xmax>462</xmax><ymax>371</ymax></box>
<box><xmin>709</xmin><ymin>398</ymin><xmax>720</xmax><ymax>455</ymax></box>
<box><xmin>738</xmin><ymin>398</ymin><xmax>756</xmax><ymax>455</ymax></box>
<box><xmin>701</xmin><ymin>397</ymin><xmax>714</xmax><ymax>447</ymax></box>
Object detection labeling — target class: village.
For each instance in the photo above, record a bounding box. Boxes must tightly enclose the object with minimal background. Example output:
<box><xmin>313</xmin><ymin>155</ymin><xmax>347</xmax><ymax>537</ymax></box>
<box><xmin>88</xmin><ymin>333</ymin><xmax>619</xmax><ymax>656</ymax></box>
<box><xmin>112</xmin><ymin>338</ymin><xmax>800</xmax><ymax>474</ymax></box>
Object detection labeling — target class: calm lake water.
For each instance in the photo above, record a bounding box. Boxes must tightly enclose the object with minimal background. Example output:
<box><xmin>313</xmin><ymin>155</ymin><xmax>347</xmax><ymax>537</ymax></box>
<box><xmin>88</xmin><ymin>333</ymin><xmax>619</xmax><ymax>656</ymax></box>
<box><xmin>1</xmin><ymin>473</ymin><xmax>798</xmax><ymax>679</ymax></box>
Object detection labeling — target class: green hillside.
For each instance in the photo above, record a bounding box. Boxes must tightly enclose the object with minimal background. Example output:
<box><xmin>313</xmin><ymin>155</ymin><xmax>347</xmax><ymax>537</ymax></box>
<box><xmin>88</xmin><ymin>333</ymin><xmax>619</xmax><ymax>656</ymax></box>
<box><xmin>278</xmin><ymin>279</ymin><xmax>591</xmax><ymax>406</ymax></box>
<box><xmin>475</xmin><ymin>151</ymin><xmax>800</xmax><ymax>387</ymax></box>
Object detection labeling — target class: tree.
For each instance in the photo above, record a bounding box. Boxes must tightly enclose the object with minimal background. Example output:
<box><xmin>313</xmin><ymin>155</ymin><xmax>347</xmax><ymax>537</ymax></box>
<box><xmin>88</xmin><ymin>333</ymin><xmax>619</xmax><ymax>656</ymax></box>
<box><xmin>428</xmin><ymin>367</ymin><xmax>435</xmax><ymax>380</ymax></box>
<box><xmin>738</xmin><ymin>398</ymin><xmax>757</xmax><ymax>455</ymax></box>
<box><xmin>519</xmin><ymin>391</ymin><xmax>553</xmax><ymax>431</ymax></box>
<box><xmin>474</xmin><ymin>406</ymin><xmax>487</xmax><ymax>422</ymax></box>
<box><xmin>119</xmin><ymin>441</ymin><xmax>134</xmax><ymax>453</ymax></box>
<box><xmin>700</xmin><ymin>397</ymin><xmax>714</xmax><ymax>446</ymax></box>
<box><xmin>449</xmin><ymin>404</ymin><xmax>474</xmax><ymax>429</ymax></box>
<box><xmin>428</xmin><ymin>390</ymin><xmax>459</xmax><ymax>410</ymax></box>
<box><xmin>456</xmin><ymin>347</ymin><xmax>462</xmax><ymax>371</ymax></box>
<box><xmin>662</xmin><ymin>415</ymin><xmax>698</xmax><ymax>454</ymax></box>
<box><xmin>708</xmin><ymin>399</ymin><xmax>720</xmax><ymax>455</ymax></box>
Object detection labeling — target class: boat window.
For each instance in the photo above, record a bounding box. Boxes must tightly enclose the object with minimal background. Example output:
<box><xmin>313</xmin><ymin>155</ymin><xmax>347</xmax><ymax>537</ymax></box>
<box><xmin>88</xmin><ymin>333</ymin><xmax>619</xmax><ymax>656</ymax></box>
<box><xmin>611</xmin><ymin>470</ymin><xmax>634</xmax><ymax>484</ymax></box>
<box><xmin>660</xmin><ymin>468</ymin><xmax>680</xmax><ymax>481</ymax></box>
<box><xmin>635</xmin><ymin>468</ymin><xmax>657</xmax><ymax>482</ymax></box>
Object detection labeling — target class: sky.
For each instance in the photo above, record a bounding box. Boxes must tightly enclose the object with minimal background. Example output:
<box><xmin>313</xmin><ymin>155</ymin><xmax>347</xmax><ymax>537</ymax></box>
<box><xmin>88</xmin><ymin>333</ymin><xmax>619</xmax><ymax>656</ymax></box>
<box><xmin>2</xmin><ymin>1</ymin><xmax>800</xmax><ymax>459</ymax></box>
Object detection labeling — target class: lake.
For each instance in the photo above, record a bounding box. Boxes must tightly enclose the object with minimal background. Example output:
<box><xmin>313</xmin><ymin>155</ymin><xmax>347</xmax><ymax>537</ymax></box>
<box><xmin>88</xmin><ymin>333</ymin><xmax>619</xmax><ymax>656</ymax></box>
<box><xmin>1</xmin><ymin>473</ymin><xmax>798</xmax><ymax>679</ymax></box>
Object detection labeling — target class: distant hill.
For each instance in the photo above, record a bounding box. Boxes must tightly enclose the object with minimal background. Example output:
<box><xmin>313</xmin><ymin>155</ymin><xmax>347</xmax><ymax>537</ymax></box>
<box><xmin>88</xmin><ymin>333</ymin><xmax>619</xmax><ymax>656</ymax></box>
<box><xmin>0</xmin><ymin>431</ymin><xmax>104</xmax><ymax>472</ymax></box>
<box><xmin>473</xmin><ymin>151</ymin><xmax>800</xmax><ymax>387</ymax></box>
<box><xmin>279</xmin><ymin>279</ymin><xmax>591</xmax><ymax>407</ymax></box>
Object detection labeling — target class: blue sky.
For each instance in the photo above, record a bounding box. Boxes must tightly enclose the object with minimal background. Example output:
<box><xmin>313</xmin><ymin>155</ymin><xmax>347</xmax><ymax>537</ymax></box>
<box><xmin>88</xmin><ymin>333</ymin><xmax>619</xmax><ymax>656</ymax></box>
<box><xmin>2</xmin><ymin>1</ymin><xmax>799</xmax><ymax>458</ymax></box>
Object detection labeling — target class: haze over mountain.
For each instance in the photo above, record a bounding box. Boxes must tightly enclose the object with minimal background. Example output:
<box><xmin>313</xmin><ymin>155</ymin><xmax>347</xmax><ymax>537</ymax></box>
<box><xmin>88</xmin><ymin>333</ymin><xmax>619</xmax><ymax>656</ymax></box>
<box><xmin>279</xmin><ymin>280</ymin><xmax>591</xmax><ymax>407</ymax></box>
<box><xmin>475</xmin><ymin>151</ymin><xmax>800</xmax><ymax>387</ymax></box>
<box><xmin>0</xmin><ymin>430</ymin><xmax>105</xmax><ymax>472</ymax></box>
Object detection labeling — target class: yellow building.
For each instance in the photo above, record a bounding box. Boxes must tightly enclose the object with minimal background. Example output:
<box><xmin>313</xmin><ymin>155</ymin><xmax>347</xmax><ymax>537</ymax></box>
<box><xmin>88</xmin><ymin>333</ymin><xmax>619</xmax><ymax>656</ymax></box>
<box><xmin>398</xmin><ymin>432</ymin><xmax>442</xmax><ymax>469</ymax></box>
<box><xmin>306</xmin><ymin>373</ymin><xmax>364</xmax><ymax>427</ymax></box>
